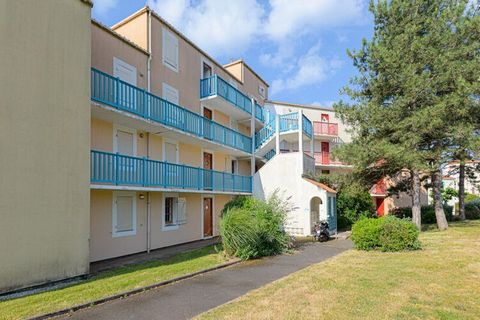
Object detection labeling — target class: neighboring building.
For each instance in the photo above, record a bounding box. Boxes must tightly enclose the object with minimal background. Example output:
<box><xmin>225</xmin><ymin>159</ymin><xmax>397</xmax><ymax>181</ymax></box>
<box><xmin>1</xmin><ymin>0</ymin><xmax>92</xmax><ymax>293</ymax></box>
<box><xmin>1</xmin><ymin>4</ymin><xmax>336</xmax><ymax>293</ymax></box>
<box><xmin>443</xmin><ymin>160</ymin><xmax>480</xmax><ymax>196</ymax></box>
<box><xmin>264</xmin><ymin>101</ymin><xmax>428</xmax><ymax>217</ymax></box>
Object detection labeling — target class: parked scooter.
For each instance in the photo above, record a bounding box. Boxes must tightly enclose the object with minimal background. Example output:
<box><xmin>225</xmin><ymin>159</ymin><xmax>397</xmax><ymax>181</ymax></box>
<box><xmin>312</xmin><ymin>221</ymin><xmax>330</xmax><ymax>242</ymax></box>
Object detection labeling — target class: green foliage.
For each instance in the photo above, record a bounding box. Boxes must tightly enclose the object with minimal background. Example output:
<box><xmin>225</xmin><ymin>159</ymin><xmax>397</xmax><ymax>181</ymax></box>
<box><xmin>441</xmin><ymin>187</ymin><xmax>458</xmax><ymax>203</ymax></box>
<box><xmin>465</xmin><ymin>193</ymin><xmax>480</xmax><ymax>203</ymax></box>
<box><xmin>221</xmin><ymin>195</ymin><xmax>252</xmax><ymax>216</ymax></box>
<box><xmin>392</xmin><ymin>205</ymin><xmax>453</xmax><ymax>224</ymax></box>
<box><xmin>351</xmin><ymin>216</ymin><xmax>421</xmax><ymax>252</ymax></box>
<box><xmin>220</xmin><ymin>193</ymin><xmax>291</xmax><ymax>260</ymax></box>
<box><xmin>465</xmin><ymin>199</ymin><xmax>480</xmax><ymax>220</ymax></box>
<box><xmin>314</xmin><ymin>173</ymin><xmax>375</xmax><ymax>229</ymax></box>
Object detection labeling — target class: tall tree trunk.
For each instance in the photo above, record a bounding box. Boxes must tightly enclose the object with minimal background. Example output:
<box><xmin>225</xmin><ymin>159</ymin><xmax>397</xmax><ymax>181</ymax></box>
<box><xmin>432</xmin><ymin>170</ymin><xmax>449</xmax><ymax>230</ymax></box>
<box><xmin>459</xmin><ymin>160</ymin><xmax>466</xmax><ymax>221</ymax></box>
<box><xmin>412</xmin><ymin>170</ymin><xmax>422</xmax><ymax>230</ymax></box>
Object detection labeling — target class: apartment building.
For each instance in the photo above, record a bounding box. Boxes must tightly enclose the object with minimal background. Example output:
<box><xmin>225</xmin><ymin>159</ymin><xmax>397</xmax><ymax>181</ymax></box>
<box><xmin>263</xmin><ymin>101</ymin><xmax>428</xmax><ymax>219</ymax></box>
<box><xmin>89</xmin><ymin>7</ymin><xmax>269</xmax><ymax>262</ymax></box>
<box><xmin>1</xmin><ymin>3</ymin><xmax>336</xmax><ymax>293</ymax></box>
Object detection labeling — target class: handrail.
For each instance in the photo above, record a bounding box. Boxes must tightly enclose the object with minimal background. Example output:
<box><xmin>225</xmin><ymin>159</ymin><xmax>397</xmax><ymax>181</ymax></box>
<box><xmin>91</xmin><ymin>68</ymin><xmax>252</xmax><ymax>153</ymax></box>
<box><xmin>255</xmin><ymin>118</ymin><xmax>276</xmax><ymax>148</ymax></box>
<box><xmin>90</xmin><ymin>150</ymin><xmax>252</xmax><ymax>193</ymax></box>
<box><xmin>302</xmin><ymin>114</ymin><xmax>312</xmax><ymax>138</ymax></box>
<box><xmin>313</xmin><ymin>121</ymin><xmax>338</xmax><ymax>136</ymax></box>
<box><xmin>200</xmin><ymin>75</ymin><xmax>252</xmax><ymax>114</ymax></box>
<box><xmin>255</xmin><ymin>102</ymin><xmax>265</xmax><ymax>122</ymax></box>
<box><xmin>279</xmin><ymin>112</ymin><xmax>299</xmax><ymax>132</ymax></box>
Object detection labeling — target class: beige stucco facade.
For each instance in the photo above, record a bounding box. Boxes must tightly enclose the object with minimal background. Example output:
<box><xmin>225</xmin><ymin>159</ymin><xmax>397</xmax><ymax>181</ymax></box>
<box><xmin>0</xmin><ymin>0</ymin><xmax>92</xmax><ymax>292</ymax></box>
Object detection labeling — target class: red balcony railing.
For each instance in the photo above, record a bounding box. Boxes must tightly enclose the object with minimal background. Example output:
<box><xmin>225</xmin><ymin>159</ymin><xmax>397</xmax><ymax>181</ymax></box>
<box><xmin>313</xmin><ymin>122</ymin><xmax>338</xmax><ymax>136</ymax></box>
<box><xmin>313</xmin><ymin>152</ymin><xmax>346</xmax><ymax>166</ymax></box>
<box><xmin>371</xmin><ymin>179</ymin><xmax>387</xmax><ymax>195</ymax></box>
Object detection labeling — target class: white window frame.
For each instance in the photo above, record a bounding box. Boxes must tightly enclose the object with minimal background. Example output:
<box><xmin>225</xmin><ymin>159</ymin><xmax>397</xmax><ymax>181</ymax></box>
<box><xmin>200</xmin><ymin>57</ymin><xmax>214</xmax><ymax>79</ymax></box>
<box><xmin>112</xmin><ymin>191</ymin><xmax>137</xmax><ymax>237</ymax></box>
<box><xmin>162</xmin><ymin>82</ymin><xmax>179</xmax><ymax>105</ymax></box>
<box><xmin>162</xmin><ymin>27</ymin><xmax>179</xmax><ymax>73</ymax></box>
<box><xmin>258</xmin><ymin>84</ymin><xmax>266</xmax><ymax>99</ymax></box>
<box><xmin>162</xmin><ymin>138</ymin><xmax>179</xmax><ymax>164</ymax></box>
<box><xmin>201</xmin><ymin>195</ymin><xmax>215</xmax><ymax>239</ymax></box>
<box><xmin>113</xmin><ymin>124</ymin><xmax>137</xmax><ymax>156</ymax></box>
<box><xmin>162</xmin><ymin>193</ymin><xmax>179</xmax><ymax>231</ymax></box>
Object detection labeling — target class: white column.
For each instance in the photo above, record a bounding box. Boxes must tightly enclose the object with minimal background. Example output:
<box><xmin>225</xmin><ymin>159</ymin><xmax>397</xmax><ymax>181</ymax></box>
<box><xmin>310</xmin><ymin>135</ymin><xmax>314</xmax><ymax>157</ymax></box>
<box><xmin>251</xmin><ymin>98</ymin><xmax>256</xmax><ymax>176</ymax></box>
<box><xmin>275</xmin><ymin>114</ymin><xmax>280</xmax><ymax>155</ymax></box>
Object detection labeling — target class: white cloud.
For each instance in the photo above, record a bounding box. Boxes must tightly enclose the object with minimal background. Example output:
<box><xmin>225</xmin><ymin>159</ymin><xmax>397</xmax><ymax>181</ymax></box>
<box><xmin>264</xmin><ymin>0</ymin><xmax>366</xmax><ymax>42</ymax></box>
<box><xmin>147</xmin><ymin>0</ymin><xmax>265</xmax><ymax>57</ymax></box>
<box><xmin>311</xmin><ymin>101</ymin><xmax>335</xmax><ymax>108</ymax></box>
<box><xmin>270</xmin><ymin>45</ymin><xmax>343</xmax><ymax>95</ymax></box>
<box><xmin>93</xmin><ymin>0</ymin><xmax>118</xmax><ymax>17</ymax></box>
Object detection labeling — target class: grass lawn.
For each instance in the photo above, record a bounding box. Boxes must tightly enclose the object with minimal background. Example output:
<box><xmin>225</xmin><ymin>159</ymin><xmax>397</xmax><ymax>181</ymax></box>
<box><xmin>0</xmin><ymin>245</ymin><xmax>230</xmax><ymax>320</ymax></box>
<box><xmin>197</xmin><ymin>221</ymin><xmax>480</xmax><ymax>320</ymax></box>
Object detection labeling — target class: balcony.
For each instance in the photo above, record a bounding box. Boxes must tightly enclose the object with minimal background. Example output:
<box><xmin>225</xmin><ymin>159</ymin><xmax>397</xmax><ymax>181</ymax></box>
<box><xmin>90</xmin><ymin>150</ymin><xmax>252</xmax><ymax>194</ymax></box>
<box><xmin>200</xmin><ymin>75</ymin><xmax>252</xmax><ymax>120</ymax></box>
<box><xmin>313</xmin><ymin>152</ymin><xmax>349</xmax><ymax>167</ymax></box>
<box><xmin>255</xmin><ymin>102</ymin><xmax>265</xmax><ymax>123</ymax></box>
<box><xmin>313</xmin><ymin>121</ymin><xmax>338</xmax><ymax>137</ymax></box>
<box><xmin>91</xmin><ymin>68</ymin><xmax>252</xmax><ymax>154</ymax></box>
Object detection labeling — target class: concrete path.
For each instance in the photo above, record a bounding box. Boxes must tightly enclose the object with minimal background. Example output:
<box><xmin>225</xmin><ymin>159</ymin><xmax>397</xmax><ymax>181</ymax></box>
<box><xmin>62</xmin><ymin>239</ymin><xmax>352</xmax><ymax>320</ymax></box>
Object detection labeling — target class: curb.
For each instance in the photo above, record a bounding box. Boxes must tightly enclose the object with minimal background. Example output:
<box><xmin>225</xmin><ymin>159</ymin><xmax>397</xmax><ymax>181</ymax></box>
<box><xmin>29</xmin><ymin>259</ymin><xmax>241</xmax><ymax>320</ymax></box>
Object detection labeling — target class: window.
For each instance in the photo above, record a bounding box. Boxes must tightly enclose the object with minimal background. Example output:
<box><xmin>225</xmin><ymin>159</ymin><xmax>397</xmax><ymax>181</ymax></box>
<box><xmin>258</xmin><ymin>84</ymin><xmax>266</xmax><ymax>99</ymax></box>
<box><xmin>162</xmin><ymin>28</ymin><xmax>179</xmax><ymax>72</ymax></box>
<box><xmin>163</xmin><ymin>195</ymin><xmax>187</xmax><ymax>230</ymax></box>
<box><xmin>231</xmin><ymin>159</ymin><xmax>238</xmax><ymax>174</ymax></box>
<box><xmin>321</xmin><ymin>170</ymin><xmax>330</xmax><ymax>175</ymax></box>
<box><xmin>162</xmin><ymin>83</ymin><xmax>179</xmax><ymax>105</ymax></box>
<box><xmin>202</xmin><ymin>61</ymin><xmax>212</xmax><ymax>78</ymax></box>
<box><xmin>113</xmin><ymin>57</ymin><xmax>137</xmax><ymax>86</ymax></box>
<box><xmin>112</xmin><ymin>192</ymin><xmax>136</xmax><ymax>237</ymax></box>
<box><xmin>321</xmin><ymin>113</ymin><xmax>330</xmax><ymax>122</ymax></box>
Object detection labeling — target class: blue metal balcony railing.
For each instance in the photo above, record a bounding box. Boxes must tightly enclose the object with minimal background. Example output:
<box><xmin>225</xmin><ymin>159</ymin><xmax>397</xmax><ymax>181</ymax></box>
<box><xmin>302</xmin><ymin>114</ymin><xmax>312</xmax><ymax>138</ymax></box>
<box><xmin>255</xmin><ymin>118</ymin><xmax>276</xmax><ymax>148</ymax></box>
<box><xmin>255</xmin><ymin>102</ymin><xmax>265</xmax><ymax>123</ymax></box>
<box><xmin>91</xmin><ymin>68</ymin><xmax>252</xmax><ymax>154</ymax></box>
<box><xmin>264</xmin><ymin>149</ymin><xmax>276</xmax><ymax>161</ymax></box>
<box><xmin>91</xmin><ymin>150</ymin><xmax>252</xmax><ymax>193</ymax></box>
<box><xmin>279</xmin><ymin>112</ymin><xmax>299</xmax><ymax>132</ymax></box>
<box><xmin>200</xmin><ymin>75</ymin><xmax>252</xmax><ymax>115</ymax></box>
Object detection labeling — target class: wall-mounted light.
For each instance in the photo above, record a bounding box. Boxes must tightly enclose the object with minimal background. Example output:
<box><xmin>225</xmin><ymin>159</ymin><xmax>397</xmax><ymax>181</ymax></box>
<box><xmin>139</xmin><ymin>194</ymin><xmax>145</xmax><ymax>200</ymax></box>
<box><xmin>139</xmin><ymin>132</ymin><xmax>144</xmax><ymax>138</ymax></box>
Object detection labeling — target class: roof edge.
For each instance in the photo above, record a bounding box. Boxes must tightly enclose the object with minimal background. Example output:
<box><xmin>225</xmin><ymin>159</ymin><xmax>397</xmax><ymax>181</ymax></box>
<box><xmin>224</xmin><ymin>59</ymin><xmax>269</xmax><ymax>87</ymax></box>
<box><xmin>303</xmin><ymin>178</ymin><xmax>337</xmax><ymax>194</ymax></box>
<box><xmin>266</xmin><ymin>100</ymin><xmax>335</xmax><ymax>112</ymax></box>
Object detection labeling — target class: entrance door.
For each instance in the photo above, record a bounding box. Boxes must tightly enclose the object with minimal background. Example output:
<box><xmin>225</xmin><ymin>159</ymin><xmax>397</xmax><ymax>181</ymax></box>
<box><xmin>203</xmin><ymin>152</ymin><xmax>213</xmax><ymax>190</ymax></box>
<box><xmin>203</xmin><ymin>107</ymin><xmax>213</xmax><ymax>140</ymax></box>
<box><xmin>321</xmin><ymin>113</ymin><xmax>329</xmax><ymax>122</ymax></box>
<box><xmin>376</xmin><ymin>197</ymin><xmax>385</xmax><ymax>216</ymax></box>
<box><xmin>321</xmin><ymin>142</ymin><xmax>330</xmax><ymax>165</ymax></box>
<box><xmin>203</xmin><ymin>198</ymin><xmax>213</xmax><ymax>237</ymax></box>
<box><xmin>115</xmin><ymin>127</ymin><xmax>136</xmax><ymax>178</ymax></box>
<box><xmin>202</xmin><ymin>62</ymin><xmax>212</xmax><ymax>78</ymax></box>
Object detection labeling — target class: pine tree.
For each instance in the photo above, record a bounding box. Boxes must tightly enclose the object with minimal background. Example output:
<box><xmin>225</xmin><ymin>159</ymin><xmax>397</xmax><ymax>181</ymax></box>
<box><xmin>334</xmin><ymin>0</ymin><xmax>480</xmax><ymax>230</ymax></box>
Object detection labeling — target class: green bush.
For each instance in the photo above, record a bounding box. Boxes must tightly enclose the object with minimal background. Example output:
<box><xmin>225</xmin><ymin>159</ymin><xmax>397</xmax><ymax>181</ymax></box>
<box><xmin>465</xmin><ymin>199</ymin><xmax>480</xmax><ymax>220</ymax></box>
<box><xmin>220</xmin><ymin>193</ymin><xmax>291</xmax><ymax>260</ymax></box>
<box><xmin>337</xmin><ymin>188</ymin><xmax>375</xmax><ymax>229</ymax></box>
<box><xmin>465</xmin><ymin>193</ymin><xmax>480</xmax><ymax>203</ymax></box>
<box><xmin>351</xmin><ymin>216</ymin><xmax>420</xmax><ymax>251</ymax></box>
<box><xmin>391</xmin><ymin>205</ymin><xmax>453</xmax><ymax>223</ymax></box>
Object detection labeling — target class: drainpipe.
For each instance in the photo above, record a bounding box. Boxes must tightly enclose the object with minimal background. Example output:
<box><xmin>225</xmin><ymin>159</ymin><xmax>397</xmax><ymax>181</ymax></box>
<box><xmin>146</xmin><ymin>132</ymin><xmax>151</xmax><ymax>253</ymax></box>
<box><xmin>147</xmin><ymin>9</ymin><xmax>152</xmax><ymax>92</ymax></box>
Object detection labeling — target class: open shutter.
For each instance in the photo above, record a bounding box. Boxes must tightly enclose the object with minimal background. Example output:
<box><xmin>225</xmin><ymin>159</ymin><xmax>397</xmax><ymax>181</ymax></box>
<box><xmin>177</xmin><ymin>197</ymin><xmax>187</xmax><ymax>224</ymax></box>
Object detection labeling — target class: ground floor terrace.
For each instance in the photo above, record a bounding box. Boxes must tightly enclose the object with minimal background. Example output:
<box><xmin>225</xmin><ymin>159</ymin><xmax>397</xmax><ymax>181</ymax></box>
<box><xmin>90</xmin><ymin>189</ymin><xmax>232</xmax><ymax>262</ymax></box>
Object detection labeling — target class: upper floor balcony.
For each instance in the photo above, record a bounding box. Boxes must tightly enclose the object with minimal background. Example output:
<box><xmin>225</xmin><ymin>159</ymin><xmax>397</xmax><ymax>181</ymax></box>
<box><xmin>90</xmin><ymin>150</ymin><xmax>252</xmax><ymax>194</ymax></box>
<box><xmin>255</xmin><ymin>102</ymin><xmax>265</xmax><ymax>124</ymax></box>
<box><xmin>313</xmin><ymin>121</ymin><xmax>338</xmax><ymax>137</ymax></box>
<box><xmin>91</xmin><ymin>68</ymin><xmax>252</xmax><ymax>155</ymax></box>
<box><xmin>200</xmin><ymin>74</ymin><xmax>253</xmax><ymax>121</ymax></box>
<box><xmin>313</xmin><ymin>152</ymin><xmax>350</xmax><ymax>167</ymax></box>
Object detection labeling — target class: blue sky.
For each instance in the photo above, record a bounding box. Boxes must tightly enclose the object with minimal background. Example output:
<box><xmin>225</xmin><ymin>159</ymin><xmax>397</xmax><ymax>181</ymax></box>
<box><xmin>92</xmin><ymin>0</ymin><xmax>373</xmax><ymax>107</ymax></box>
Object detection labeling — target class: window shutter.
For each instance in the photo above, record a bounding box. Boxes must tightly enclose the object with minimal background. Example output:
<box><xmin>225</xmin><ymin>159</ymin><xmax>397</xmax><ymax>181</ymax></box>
<box><xmin>163</xmin><ymin>28</ymin><xmax>178</xmax><ymax>70</ymax></box>
<box><xmin>177</xmin><ymin>198</ymin><xmax>187</xmax><ymax>224</ymax></box>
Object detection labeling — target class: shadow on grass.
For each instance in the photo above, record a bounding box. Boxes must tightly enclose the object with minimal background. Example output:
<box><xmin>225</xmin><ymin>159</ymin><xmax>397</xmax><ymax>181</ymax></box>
<box><xmin>421</xmin><ymin>220</ymin><xmax>480</xmax><ymax>232</ymax></box>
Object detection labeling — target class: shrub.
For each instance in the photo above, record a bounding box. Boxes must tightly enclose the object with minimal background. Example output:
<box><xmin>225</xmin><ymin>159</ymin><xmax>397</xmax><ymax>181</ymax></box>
<box><xmin>337</xmin><ymin>188</ymin><xmax>376</xmax><ymax>229</ymax></box>
<box><xmin>391</xmin><ymin>205</ymin><xmax>453</xmax><ymax>223</ymax></box>
<box><xmin>465</xmin><ymin>199</ymin><xmax>480</xmax><ymax>220</ymax></box>
<box><xmin>220</xmin><ymin>193</ymin><xmax>291</xmax><ymax>260</ymax></box>
<box><xmin>465</xmin><ymin>193</ymin><xmax>480</xmax><ymax>203</ymax></box>
<box><xmin>351</xmin><ymin>216</ymin><xmax>420</xmax><ymax>251</ymax></box>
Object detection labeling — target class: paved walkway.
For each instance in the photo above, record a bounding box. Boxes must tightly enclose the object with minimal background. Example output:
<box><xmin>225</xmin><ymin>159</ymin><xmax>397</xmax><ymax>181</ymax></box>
<box><xmin>62</xmin><ymin>239</ymin><xmax>352</xmax><ymax>320</ymax></box>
